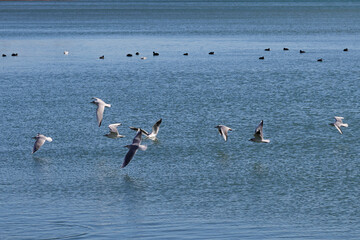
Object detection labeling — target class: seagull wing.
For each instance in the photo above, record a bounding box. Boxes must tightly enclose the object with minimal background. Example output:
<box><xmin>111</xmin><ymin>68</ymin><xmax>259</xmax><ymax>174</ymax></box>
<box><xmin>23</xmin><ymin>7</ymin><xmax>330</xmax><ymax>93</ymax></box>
<box><xmin>129</xmin><ymin>127</ymin><xmax>149</xmax><ymax>136</ymax></box>
<box><xmin>132</xmin><ymin>130</ymin><xmax>143</xmax><ymax>145</ymax></box>
<box><xmin>217</xmin><ymin>125</ymin><xmax>231</xmax><ymax>142</ymax></box>
<box><xmin>254</xmin><ymin>120</ymin><xmax>264</xmax><ymax>140</ymax></box>
<box><xmin>334</xmin><ymin>116</ymin><xmax>344</xmax><ymax>124</ymax></box>
<box><xmin>151</xmin><ymin>118</ymin><xmax>162</xmax><ymax>135</ymax></box>
<box><xmin>96</xmin><ymin>104</ymin><xmax>105</xmax><ymax>127</ymax></box>
<box><xmin>334</xmin><ymin>122</ymin><xmax>343</xmax><ymax>134</ymax></box>
<box><xmin>32</xmin><ymin>137</ymin><xmax>46</xmax><ymax>153</ymax></box>
<box><xmin>121</xmin><ymin>145</ymin><xmax>138</xmax><ymax>168</ymax></box>
<box><xmin>92</xmin><ymin>97</ymin><xmax>105</xmax><ymax>105</ymax></box>
<box><xmin>221</xmin><ymin>126</ymin><xmax>231</xmax><ymax>141</ymax></box>
<box><xmin>108</xmin><ymin>123</ymin><xmax>121</xmax><ymax>134</ymax></box>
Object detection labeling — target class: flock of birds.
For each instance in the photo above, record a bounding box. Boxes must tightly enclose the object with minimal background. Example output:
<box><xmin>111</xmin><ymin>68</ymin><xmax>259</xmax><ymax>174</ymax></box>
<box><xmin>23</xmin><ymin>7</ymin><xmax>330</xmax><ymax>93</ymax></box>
<box><xmin>29</xmin><ymin>47</ymin><xmax>351</xmax><ymax>167</ymax></box>
<box><xmin>32</xmin><ymin>98</ymin><xmax>349</xmax><ymax>168</ymax></box>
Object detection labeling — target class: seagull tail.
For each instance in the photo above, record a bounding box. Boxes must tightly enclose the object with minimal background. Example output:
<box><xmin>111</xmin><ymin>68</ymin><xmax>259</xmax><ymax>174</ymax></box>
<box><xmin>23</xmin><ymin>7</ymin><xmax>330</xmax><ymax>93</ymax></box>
<box><xmin>342</xmin><ymin>123</ymin><xmax>348</xmax><ymax>127</ymax></box>
<box><xmin>106</xmin><ymin>104</ymin><xmax>111</xmax><ymax>108</ymax></box>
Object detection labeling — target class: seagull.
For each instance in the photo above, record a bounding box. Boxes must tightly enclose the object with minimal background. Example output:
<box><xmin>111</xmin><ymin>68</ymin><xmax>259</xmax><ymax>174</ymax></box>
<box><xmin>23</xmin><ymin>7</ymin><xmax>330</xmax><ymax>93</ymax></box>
<box><xmin>215</xmin><ymin>125</ymin><xmax>232</xmax><ymax>142</ymax></box>
<box><xmin>249</xmin><ymin>120</ymin><xmax>270</xmax><ymax>143</ymax></box>
<box><xmin>329</xmin><ymin>116</ymin><xmax>348</xmax><ymax>134</ymax></box>
<box><xmin>121</xmin><ymin>130</ymin><xmax>147</xmax><ymax>168</ymax></box>
<box><xmin>130</xmin><ymin>118</ymin><xmax>162</xmax><ymax>140</ymax></box>
<box><xmin>64</xmin><ymin>51</ymin><xmax>69</xmax><ymax>55</ymax></box>
<box><xmin>91</xmin><ymin>97</ymin><xmax>111</xmax><ymax>127</ymax></box>
<box><xmin>104</xmin><ymin>123</ymin><xmax>125</xmax><ymax>138</ymax></box>
<box><xmin>32</xmin><ymin>133</ymin><xmax>53</xmax><ymax>154</ymax></box>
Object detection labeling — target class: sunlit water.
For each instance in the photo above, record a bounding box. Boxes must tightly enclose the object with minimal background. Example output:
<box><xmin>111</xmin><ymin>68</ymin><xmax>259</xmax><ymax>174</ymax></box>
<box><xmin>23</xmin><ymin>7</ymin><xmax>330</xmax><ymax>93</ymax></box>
<box><xmin>1</xmin><ymin>1</ymin><xmax>360</xmax><ymax>239</ymax></box>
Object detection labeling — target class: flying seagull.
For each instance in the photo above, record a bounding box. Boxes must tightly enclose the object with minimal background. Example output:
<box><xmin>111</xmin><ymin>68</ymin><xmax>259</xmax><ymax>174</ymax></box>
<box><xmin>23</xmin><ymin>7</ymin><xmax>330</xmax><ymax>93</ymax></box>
<box><xmin>249</xmin><ymin>120</ymin><xmax>270</xmax><ymax>143</ymax></box>
<box><xmin>215</xmin><ymin>125</ymin><xmax>232</xmax><ymax>142</ymax></box>
<box><xmin>329</xmin><ymin>116</ymin><xmax>348</xmax><ymax>134</ymax></box>
<box><xmin>130</xmin><ymin>118</ymin><xmax>162</xmax><ymax>140</ymax></box>
<box><xmin>104</xmin><ymin>123</ymin><xmax>125</xmax><ymax>138</ymax></box>
<box><xmin>91</xmin><ymin>97</ymin><xmax>111</xmax><ymax>127</ymax></box>
<box><xmin>121</xmin><ymin>130</ymin><xmax>147</xmax><ymax>168</ymax></box>
<box><xmin>32</xmin><ymin>133</ymin><xmax>53</xmax><ymax>153</ymax></box>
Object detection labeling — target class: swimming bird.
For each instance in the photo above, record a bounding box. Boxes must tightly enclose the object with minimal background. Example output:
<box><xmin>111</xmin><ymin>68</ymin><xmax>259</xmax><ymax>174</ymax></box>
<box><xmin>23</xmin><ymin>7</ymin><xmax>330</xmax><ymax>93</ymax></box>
<box><xmin>64</xmin><ymin>51</ymin><xmax>69</xmax><ymax>55</ymax></box>
<box><xmin>104</xmin><ymin>123</ymin><xmax>125</xmax><ymax>138</ymax></box>
<box><xmin>99</xmin><ymin>55</ymin><xmax>104</xmax><ymax>59</ymax></box>
<box><xmin>32</xmin><ymin>133</ymin><xmax>53</xmax><ymax>154</ymax></box>
<box><xmin>343</xmin><ymin>48</ymin><xmax>348</xmax><ymax>52</ymax></box>
<box><xmin>11</xmin><ymin>53</ymin><xmax>18</xmax><ymax>56</ymax></box>
<box><xmin>121</xmin><ymin>130</ymin><xmax>147</xmax><ymax>168</ymax></box>
<box><xmin>215</xmin><ymin>125</ymin><xmax>232</xmax><ymax>142</ymax></box>
<box><xmin>283</xmin><ymin>48</ymin><xmax>289</xmax><ymax>51</ymax></box>
<box><xmin>126</xmin><ymin>54</ymin><xmax>132</xmax><ymax>57</ymax></box>
<box><xmin>141</xmin><ymin>57</ymin><xmax>147</xmax><ymax>60</ymax></box>
<box><xmin>300</xmin><ymin>50</ymin><xmax>306</xmax><ymax>54</ymax></box>
<box><xmin>136</xmin><ymin>52</ymin><xmax>140</xmax><ymax>55</ymax></box>
<box><xmin>317</xmin><ymin>58</ymin><xmax>323</xmax><ymax>62</ymax></box>
<box><xmin>183</xmin><ymin>53</ymin><xmax>188</xmax><ymax>56</ymax></box>
<box><xmin>329</xmin><ymin>116</ymin><xmax>348</xmax><ymax>134</ymax></box>
<box><xmin>91</xmin><ymin>97</ymin><xmax>111</xmax><ymax>127</ymax></box>
<box><xmin>2</xmin><ymin>54</ymin><xmax>6</xmax><ymax>57</ymax></box>
<box><xmin>153</xmin><ymin>51</ymin><xmax>159</xmax><ymax>56</ymax></box>
<box><xmin>209</xmin><ymin>51</ymin><xmax>214</xmax><ymax>55</ymax></box>
<box><xmin>249</xmin><ymin>120</ymin><xmax>270</xmax><ymax>143</ymax></box>
<box><xmin>264</xmin><ymin>48</ymin><xmax>270</xmax><ymax>51</ymax></box>
<box><xmin>259</xmin><ymin>56</ymin><xmax>265</xmax><ymax>60</ymax></box>
<box><xmin>130</xmin><ymin>118</ymin><xmax>162</xmax><ymax>140</ymax></box>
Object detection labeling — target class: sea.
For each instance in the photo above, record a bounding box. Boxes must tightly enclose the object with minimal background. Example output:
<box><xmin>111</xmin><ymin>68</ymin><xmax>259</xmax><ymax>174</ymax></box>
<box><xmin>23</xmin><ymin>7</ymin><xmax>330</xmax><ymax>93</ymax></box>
<box><xmin>1</xmin><ymin>0</ymin><xmax>360</xmax><ymax>239</ymax></box>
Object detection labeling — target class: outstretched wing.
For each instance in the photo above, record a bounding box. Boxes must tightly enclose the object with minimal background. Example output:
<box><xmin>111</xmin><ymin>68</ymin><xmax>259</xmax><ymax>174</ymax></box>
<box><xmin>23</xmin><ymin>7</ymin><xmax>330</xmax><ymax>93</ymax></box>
<box><xmin>129</xmin><ymin>127</ymin><xmax>149</xmax><ymax>136</ymax></box>
<box><xmin>132</xmin><ymin>130</ymin><xmax>143</xmax><ymax>145</ymax></box>
<box><xmin>151</xmin><ymin>118</ymin><xmax>162</xmax><ymax>135</ymax></box>
<box><xmin>96</xmin><ymin>104</ymin><xmax>105</xmax><ymax>127</ymax></box>
<box><xmin>334</xmin><ymin>123</ymin><xmax>343</xmax><ymax>134</ymax></box>
<box><xmin>108</xmin><ymin>123</ymin><xmax>121</xmax><ymax>134</ymax></box>
<box><xmin>122</xmin><ymin>146</ymin><xmax>138</xmax><ymax>168</ymax></box>
<box><xmin>32</xmin><ymin>137</ymin><xmax>46</xmax><ymax>153</ymax></box>
<box><xmin>334</xmin><ymin>116</ymin><xmax>344</xmax><ymax>124</ymax></box>
<box><xmin>254</xmin><ymin>120</ymin><xmax>264</xmax><ymax>139</ymax></box>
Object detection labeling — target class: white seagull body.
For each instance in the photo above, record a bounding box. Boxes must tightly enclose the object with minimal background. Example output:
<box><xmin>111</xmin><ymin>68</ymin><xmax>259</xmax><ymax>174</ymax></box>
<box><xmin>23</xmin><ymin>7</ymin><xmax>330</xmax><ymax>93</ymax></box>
<box><xmin>91</xmin><ymin>97</ymin><xmax>111</xmax><ymax>127</ymax></box>
<box><xmin>215</xmin><ymin>125</ymin><xmax>232</xmax><ymax>142</ymax></box>
<box><xmin>64</xmin><ymin>51</ymin><xmax>69</xmax><ymax>55</ymax></box>
<box><xmin>32</xmin><ymin>133</ymin><xmax>53</xmax><ymax>153</ymax></box>
<box><xmin>250</xmin><ymin>120</ymin><xmax>270</xmax><ymax>143</ymax></box>
<box><xmin>330</xmin><ymin>116</ymin><xmax>348</xmax><ymax>134</ymax></box>
<box><xmin>104</xmin><ymin>123</ymin><xmax>125</xmax><ymax>138</ymax></box>
<box><xmin>121</xmin><ymin>130</ymin><xmax>147</xmax><ymax>168</ymax></box>
<box><xmin>130</xmin><ymin>118</ymin><xmax>162</xmax><ymax>140</ymax></box>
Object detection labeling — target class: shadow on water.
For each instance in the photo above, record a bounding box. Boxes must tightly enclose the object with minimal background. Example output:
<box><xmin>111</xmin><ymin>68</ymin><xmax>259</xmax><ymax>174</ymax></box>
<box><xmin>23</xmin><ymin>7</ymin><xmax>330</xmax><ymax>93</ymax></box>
<box><xmin>32</xmin><ymin>156</ymin><xmax>51</xmax><ymax>164</ymax></box>
<box><xmin>216</xmin><ymin>149</ymin><xmax>230</xmax><ymax>162</ymax></box>
<box><xmin>32</xmin><ymin>156</ymin><xmax>52</xmax><ymax>173</ymax></box>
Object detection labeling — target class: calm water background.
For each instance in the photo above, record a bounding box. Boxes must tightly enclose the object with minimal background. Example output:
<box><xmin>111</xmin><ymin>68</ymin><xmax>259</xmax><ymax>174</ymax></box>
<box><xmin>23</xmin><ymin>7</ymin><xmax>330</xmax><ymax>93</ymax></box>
<box><xmin>1</xmin><ymin>0</ymin><xmax>360</xmax><ymax>239</ymax></box>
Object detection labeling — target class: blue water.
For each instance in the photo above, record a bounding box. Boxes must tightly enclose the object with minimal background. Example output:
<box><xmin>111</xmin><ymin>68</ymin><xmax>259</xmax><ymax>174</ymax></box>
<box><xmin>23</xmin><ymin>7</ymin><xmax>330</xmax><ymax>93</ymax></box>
<box><xmin>1</xmin><ymin>1</ymin><xmax>360</xmax><ymax>239</ymax></box>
